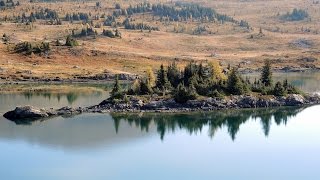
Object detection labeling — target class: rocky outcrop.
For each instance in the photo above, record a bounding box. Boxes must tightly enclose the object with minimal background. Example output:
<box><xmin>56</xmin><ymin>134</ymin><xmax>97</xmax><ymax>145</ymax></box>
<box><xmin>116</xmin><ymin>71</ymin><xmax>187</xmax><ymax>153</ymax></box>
<box><xmin>3</xmin><ymin>94</ymin><xmax>320</xmax><ymax>122</ymax></box>
<box><xmin>3</xmin><ymin>106</ymin><xmax>50</xmax><ymax>120</ymax></box>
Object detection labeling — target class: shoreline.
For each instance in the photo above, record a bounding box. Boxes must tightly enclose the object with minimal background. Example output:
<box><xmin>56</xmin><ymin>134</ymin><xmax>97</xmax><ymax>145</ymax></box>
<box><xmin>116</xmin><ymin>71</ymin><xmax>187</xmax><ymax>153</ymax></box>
<box><xmin>1</xmin><ymin>68</ymin><xmax>320</xmax><ymax>85</ymax></box>
<box><xmin>3</xmin><ymin>94</ymin><xmax>320</xmax><ymax>124</ymax></box>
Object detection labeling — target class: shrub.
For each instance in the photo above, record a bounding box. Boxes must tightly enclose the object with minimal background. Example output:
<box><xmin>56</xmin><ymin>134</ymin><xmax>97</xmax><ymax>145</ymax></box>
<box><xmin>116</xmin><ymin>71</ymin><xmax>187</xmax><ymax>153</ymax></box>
<box><xmin>227</xmin><ymin>68</ymin><xmax>249</xmax><ymax>95</ymax></box>
<box><xmin>139</xmin><ymin>79</ymin><xmax>153</xmax><ymax>95</ymax></box>
<box><xmin>102</xmin><ymin>29</ymin><xmax>121</xmax><ymax>38</ymax></box>
<box><xmin>273</xmin><ymin>81</ymin><xmax>286</xmax><ymax>96</ymax></box>
<box><xmin>173</xmin><ymin>83</ymin><xmax>197</xmax><ymax>103</ymax></box>
<box><xmin>210</xmin><ymin>89</ymin><xmax>225</xmax><ymax>98</ymax></box>
<box><xmin>65</xmin><ymin>35</ymin><xmax>78</xmax><ymax>47</ymax></box>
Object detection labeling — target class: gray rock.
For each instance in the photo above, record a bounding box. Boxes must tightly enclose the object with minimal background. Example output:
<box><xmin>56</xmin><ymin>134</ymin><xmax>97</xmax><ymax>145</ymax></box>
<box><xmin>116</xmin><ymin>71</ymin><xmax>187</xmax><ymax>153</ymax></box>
<box><xmin>237</xmin><ymin>96</ymin><xmax>258</xmax><ymax>108</ymax></box>
<box><xmin>285</xmin><ymin>94</ymin><xmax>305</xmax><ymax>106</ymax></box>
<box><xmin>3</xmin><ymin>106</ymin><xmax>49</xmax><ymax>120</ymax></box>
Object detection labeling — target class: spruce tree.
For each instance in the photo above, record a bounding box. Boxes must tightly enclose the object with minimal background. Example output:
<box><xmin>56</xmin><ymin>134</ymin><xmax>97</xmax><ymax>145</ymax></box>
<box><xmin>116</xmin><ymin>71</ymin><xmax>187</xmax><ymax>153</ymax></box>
<box><xmin>227</xmin><ymin>68</ymin><xmax>247</xmax><ymax>95</ymax></box>
<box><xmin>111</xmin><ymin>75</ymin><xmax>122</xmax><ymax>99</ymax></box>
<box><xmin>261</xmin><ymin>60</ymin><xmax>273</xmax><ymax>86</ymax></box>
<box><xmin>156</xmin><ymin>64</ymin><xmax>171</xmax><ymax>93</ymax></box>
<box><xmin>274</xmin><ymin>81</ymin><xmax>286</xmax><ymax>96</ymax></box>
<box><xmin>167</xmin><ymin>62</ymin><xmax>181</xmax><ymax>88</ymax></box>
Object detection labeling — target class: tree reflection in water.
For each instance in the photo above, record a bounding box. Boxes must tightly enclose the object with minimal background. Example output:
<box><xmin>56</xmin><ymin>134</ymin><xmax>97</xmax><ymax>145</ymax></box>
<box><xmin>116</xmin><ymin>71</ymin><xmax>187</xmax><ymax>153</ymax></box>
<box><xmin>111</xmin><ymin>107</ymin><xmax>304</xmax><ymax>141</ymax></box>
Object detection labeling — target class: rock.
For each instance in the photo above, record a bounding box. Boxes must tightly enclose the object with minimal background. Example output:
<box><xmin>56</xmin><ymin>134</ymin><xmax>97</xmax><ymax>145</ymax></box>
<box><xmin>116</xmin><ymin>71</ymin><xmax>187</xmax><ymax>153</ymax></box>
<box><xmin>3</xmin><ymin>106</ymin><xmax>49</xmax><ymax>120</ymax></box>
<box><xmin>143</xmin><ymin>101</ymin><xmax>163</xmax><ymax>110</ymax></box>
<box><xmin>285</xmin><ymin>94</ymin><xmax>305</xmax><ymax>106</ymax></box>
<box><xmin>237</xmin><ymin>96</ymin><xmax>258</xmax><ymax>108</ymax></box>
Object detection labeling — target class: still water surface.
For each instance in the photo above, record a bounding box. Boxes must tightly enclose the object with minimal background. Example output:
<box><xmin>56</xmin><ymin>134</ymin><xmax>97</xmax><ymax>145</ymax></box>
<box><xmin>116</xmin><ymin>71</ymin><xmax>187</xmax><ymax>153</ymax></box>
<box><xmin>0</xmin><ymin>73</ymin><xmax>320</xmax><ymax>179</ymax></box>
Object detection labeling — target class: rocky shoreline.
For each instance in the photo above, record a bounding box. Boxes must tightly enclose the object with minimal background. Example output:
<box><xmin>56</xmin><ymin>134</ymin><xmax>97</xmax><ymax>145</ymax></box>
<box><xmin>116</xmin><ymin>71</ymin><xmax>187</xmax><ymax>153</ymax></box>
<box><xmin>3</xmin><ymin>94</ymin><xmax>320</xmax><ymax>123</ymax></box>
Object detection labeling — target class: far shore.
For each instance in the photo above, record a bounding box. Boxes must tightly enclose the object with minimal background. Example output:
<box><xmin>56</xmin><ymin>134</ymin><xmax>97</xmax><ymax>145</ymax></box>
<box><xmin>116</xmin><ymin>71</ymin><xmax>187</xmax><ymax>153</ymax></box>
<box><xmin>1</xmin><ymin>68</ymin><xmax>320</xmax><ymax>85</ymax></box>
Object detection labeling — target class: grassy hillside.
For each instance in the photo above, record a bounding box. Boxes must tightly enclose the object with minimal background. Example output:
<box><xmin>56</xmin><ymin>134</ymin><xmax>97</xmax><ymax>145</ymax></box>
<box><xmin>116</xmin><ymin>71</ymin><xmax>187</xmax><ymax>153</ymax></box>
<box><xmin>0</xmin><ymin>0</ymin><xmax>319</xmax><ymax>81</ymax></box>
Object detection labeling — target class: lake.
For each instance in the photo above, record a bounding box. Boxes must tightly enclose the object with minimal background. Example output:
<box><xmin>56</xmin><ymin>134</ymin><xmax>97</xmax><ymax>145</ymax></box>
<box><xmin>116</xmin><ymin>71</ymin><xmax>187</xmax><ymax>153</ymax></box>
<box><xmin>0</xmin><ymin>73</ymin><xmax>320</xmax><ymax>179</ymax></box>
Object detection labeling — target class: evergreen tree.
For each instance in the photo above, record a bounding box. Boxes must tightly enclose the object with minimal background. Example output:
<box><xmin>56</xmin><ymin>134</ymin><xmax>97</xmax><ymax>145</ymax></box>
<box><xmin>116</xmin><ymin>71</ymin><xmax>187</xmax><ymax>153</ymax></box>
<box><xmin>140</xmin><ymin>79</ymin><xmax>153</xmax><ymax>95</ymax></box>
<box><xmin>274</xmin><ymin>81</ymin><xmax>286</xmax><ymax>96</ymax></box>
<box><xmin>183</xmin><ymin>62</ymin><xmax>197</xmax><ymax>86</ymax></box>
<box><xmin>227</xmin><ymin>68</ymin><xmax>247</xmax><ymax>95</ymax></box>
<box><xmin>167</xmin><ymin>62</ymin><xmax>181</xmax><ymax>88</ymax></box>
<box><xmin>156</xmin><ymin>64</ymin><xmax>171</xmax><ymax>93</ymax></box>
<box><xmin>129</xmin><ymin>79</ymin><xmax>140</xmax><ymax>95</ymax></box>
<box><xmin>261</xmin><ymin>60</ymin><xmax>273</xmax><ymax>86</ymax></box>
<box><xmin>111</xmin><ymin>75</ymin><xmax>122</xmax><ymax>99</ymax></box>
<box><xmin>173</xmin><ymin>83</ymin><xmax>197</xmax><ymax>103</ymax></box>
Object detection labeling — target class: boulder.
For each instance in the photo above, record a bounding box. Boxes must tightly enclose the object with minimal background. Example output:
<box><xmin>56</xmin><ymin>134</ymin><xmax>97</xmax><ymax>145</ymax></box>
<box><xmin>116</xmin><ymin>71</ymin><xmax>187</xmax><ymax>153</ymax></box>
<box><xmin>3</xmin><ymin>106</ymin><xmax>49</xmax><ymax>120</ymax></box>
<box><xmin>285</xmin><ymin>94</ymin><xmax>305</xmax><ymax>106</ymax></box>
<box><xmin>237</xmin><ymin>96</ymin><xmax>258</xmax><ymax>108</ymax></box>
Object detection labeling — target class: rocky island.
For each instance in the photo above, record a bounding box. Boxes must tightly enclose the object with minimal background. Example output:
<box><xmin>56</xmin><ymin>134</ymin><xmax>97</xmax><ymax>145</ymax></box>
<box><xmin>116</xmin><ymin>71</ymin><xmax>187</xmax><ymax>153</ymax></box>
<box><xmin>3</xmin><ymin>61</ymin><xmax>320</xmax><ymax>123</ymax></box>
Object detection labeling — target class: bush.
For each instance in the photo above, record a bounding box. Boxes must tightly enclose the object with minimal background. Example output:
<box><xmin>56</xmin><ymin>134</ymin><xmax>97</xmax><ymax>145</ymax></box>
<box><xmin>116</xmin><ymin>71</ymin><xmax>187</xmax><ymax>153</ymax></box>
<box><xmin>227</xmin><ymin>68</ymin><xmax>249</xmax><ymax>95</ymax></box>
<box><xmin>210</xmin><ymin>89</ymin><xmax>225</xmax><ymax>98</ymax></box>
<box><xmin>273</xmin><ymin>81</ymin><xmax>286</xmax><ymax>96</ymax></box>
<box><xmin>173</xmin><ymin>83</ymin><xmax>197</xmax><ymax>103</ymax></box>
<box><xmin>102</xmin><ymin>29</ymin><xmax>121</xmax><ymax>38</ymax></box>
<box><xmin>14</xmin><ymin>41</ymin><xmax>50</xmax><ymax>55</ymax></box>
<box><xmin>65</xmin><ymin>35</ymin><xmax>78</xmax><ymax>47</ymax></box>
<box><xmin>139</xmin><ymin>79</ymin><xmax>153</xmax><ymax>95</ymax></box>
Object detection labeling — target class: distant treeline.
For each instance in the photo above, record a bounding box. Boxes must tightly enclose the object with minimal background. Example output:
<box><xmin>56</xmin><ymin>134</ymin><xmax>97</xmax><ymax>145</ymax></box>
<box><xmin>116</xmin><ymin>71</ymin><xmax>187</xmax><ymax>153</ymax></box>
<box><xmin>125</xmin><ymin>2</ymin><xmax>244</xmax><ymax>24</ymax></box>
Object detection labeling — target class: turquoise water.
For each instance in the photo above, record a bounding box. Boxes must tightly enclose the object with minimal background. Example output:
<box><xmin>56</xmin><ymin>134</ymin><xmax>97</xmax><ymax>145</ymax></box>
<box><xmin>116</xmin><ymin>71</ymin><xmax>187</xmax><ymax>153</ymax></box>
<box><xmin>0</xmin><ymin>73</ymin><xmax>320</xmax><ymax>179</ymax></box>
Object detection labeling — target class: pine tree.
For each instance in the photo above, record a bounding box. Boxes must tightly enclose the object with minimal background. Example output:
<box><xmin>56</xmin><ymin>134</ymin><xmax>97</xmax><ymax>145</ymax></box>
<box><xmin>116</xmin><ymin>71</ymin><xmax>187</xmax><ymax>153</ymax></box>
<box><xmin>227</xmin><ymin>68</ymin><xmax>247</xmax><ymax>95</ymax></box>
<box><xmin>111</xmin><ymin>75</ymin><xmax>122</xmax><ymax>99</ymax></box>
<box><xmin>156</xmin><ymin>64</ymin><xmax>171</xmax><ymax>93</ymax></box>
<box><xmin>261</xmin><ymin>60</ymin><xmax>273</xmax><ymax>86</ymax></box>
<box><xmin>173</xmin><ymin>83</ymin><xmax>197</xmax><ymax>103</ymax></box>
<box><xmin>274</xmin><ymin>81</ymin><xmax>286</xmax><ymax>96</ymax></box>
<box><xmin>140</xmin><ymin>79</ymin><xmax>153</xmax><ymax>95</ymax></box>
<box><xmin>167</xmin><ymin>62</ymin><xmax>181</xmax><ymax>88</ymax></box>
<box><xmin>183</xmin><ymin>62</ymin><xmax>197</xmax><ymax>86</ymax></box>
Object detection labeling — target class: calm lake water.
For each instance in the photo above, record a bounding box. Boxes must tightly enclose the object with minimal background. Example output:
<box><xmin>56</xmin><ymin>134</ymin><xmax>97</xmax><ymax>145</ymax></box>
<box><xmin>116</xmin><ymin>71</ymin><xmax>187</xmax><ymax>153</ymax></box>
<box><xmin>0</xmin><ymin>73</ymin><xmax>320</xmax><ymax>179</ymax></box>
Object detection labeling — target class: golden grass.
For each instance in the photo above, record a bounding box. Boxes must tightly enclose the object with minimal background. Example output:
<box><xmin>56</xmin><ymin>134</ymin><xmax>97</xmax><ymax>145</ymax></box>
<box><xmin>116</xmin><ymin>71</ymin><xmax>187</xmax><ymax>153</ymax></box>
<box><xmin>0</xmin><ymin>0</ymin><xmax>319</xmax><ymax>80</ymax></box>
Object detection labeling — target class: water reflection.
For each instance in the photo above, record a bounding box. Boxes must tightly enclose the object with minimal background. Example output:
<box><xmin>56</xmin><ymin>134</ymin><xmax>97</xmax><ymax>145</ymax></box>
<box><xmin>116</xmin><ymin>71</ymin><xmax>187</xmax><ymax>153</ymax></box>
<box><xmin>112</xmin><ymin>107</ymin><xmax>302</xmax><ymax>141</ymax></box>
<box><xmin>0</xmin><ymin>106</ymin><xmax>305</xmax><ymax>150</ymax></box>
<box><xmin>22</xmin><ymin>89</ymin><xmax>104</xmax><ymax>105</ymax></box>
<box><xmin>0</xmin><ymin>85</ymin><xmax>110</xmax><ymax>112</ymax></box>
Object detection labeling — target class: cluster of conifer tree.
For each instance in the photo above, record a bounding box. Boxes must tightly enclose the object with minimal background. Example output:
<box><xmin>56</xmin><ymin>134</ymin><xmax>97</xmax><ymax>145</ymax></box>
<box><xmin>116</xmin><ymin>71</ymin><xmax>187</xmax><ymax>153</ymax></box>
<box><xmin>65</xmin><ymin>12</ymin><xmax>90</xmax><ymax>22</ymax></box>
<box><xmin>111</xmin><ymin>60</ymin><xmax>300</xmax><ymax>103</ymax></box>
<box><xmin>123</xmin><ymin>2</ymin><xmax>249</xmax><ymax>28</ymax></box>
<box><xmin>14</xmin><ymin>41</ymin><xmax>50</xmax><ymax>55</ymax></box>
<box><xmin>14</xmin><ymin>8</ymin><xmax>60</xmax><ymax>24</ymax></box>
<box><xmin>0</xmin><ymin>0</ymin><xmax>19</xmax><ymax>7</ymax></box>
<box><xmin>102</xmin><ymin>29</ymin><xmax>121</xmax><ymax>38</ymax></box>
<box><xmin>281</xmin><ymin>8</ymin><xmax>309</xmax><ymax>21</ymax></box>
<box><xmin>123</xmin><ymin>18</ymin><xmax>159</xmax><ymax>31</ymax></box>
